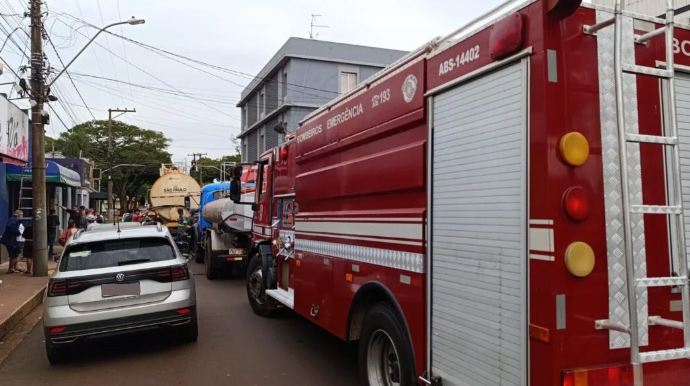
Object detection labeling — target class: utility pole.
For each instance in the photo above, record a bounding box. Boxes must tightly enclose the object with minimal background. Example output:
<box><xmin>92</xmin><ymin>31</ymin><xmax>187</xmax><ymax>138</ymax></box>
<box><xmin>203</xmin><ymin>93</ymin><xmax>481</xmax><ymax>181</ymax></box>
<box><xmin>107</xmin><ymin>108</ymin><xmax>135</xmax><ymax>223</ymax></box>
<box><xmin>29</xmin><ymin>0</ymin><xmax>48</xmax><ymax>276</ymax></box>
<box><xmin>188</xmin><ymin>152</ymin><xmax>206</xmax><ymax>184</ymax></box>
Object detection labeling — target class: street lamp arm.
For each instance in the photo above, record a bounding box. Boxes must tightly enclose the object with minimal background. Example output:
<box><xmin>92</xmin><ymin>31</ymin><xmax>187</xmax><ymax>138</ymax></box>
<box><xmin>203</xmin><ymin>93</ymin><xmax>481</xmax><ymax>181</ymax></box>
<box><xmin>48</xmin><ymin>18</ymin><xmax>145</xmax><ymax>88</ymax></box>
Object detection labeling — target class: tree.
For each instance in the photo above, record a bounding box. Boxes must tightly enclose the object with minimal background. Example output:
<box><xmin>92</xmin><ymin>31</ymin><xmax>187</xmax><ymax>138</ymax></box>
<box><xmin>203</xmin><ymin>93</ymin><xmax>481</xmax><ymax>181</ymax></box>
<box><xmin>193</xmin><ymin>154</ymin><xmax>241</xmax><ymax>184</ymax></box>
<box><xmin>52</xmin><ymin>120</ymin><xmax>172</xmax><ymax>213</ymax></box>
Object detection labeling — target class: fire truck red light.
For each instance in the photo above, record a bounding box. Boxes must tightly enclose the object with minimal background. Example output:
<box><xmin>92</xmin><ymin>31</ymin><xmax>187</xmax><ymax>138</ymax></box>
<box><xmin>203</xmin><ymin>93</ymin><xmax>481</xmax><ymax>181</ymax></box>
<box><xmin>489</xmin><ymin>13</ymin><xmax>525</xmax><ymax>60</ymax></box>
<box><xmin>563</xmin><ymin>187</ymin><xmax>590</xmax><ymax>221</ymax></box>
<box><xmin>280</xmin><ymin>148</ymin><xmax>288</xmax><ymax>159</ymax></box>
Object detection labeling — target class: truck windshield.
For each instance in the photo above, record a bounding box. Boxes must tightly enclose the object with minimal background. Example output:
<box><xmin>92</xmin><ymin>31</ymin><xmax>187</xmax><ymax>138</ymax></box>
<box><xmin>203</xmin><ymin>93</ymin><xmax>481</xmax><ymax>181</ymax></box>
<box><xmin>59</xmin><ymin>237</ymin><xmax>176</xmax><ymax>272</ymax></box>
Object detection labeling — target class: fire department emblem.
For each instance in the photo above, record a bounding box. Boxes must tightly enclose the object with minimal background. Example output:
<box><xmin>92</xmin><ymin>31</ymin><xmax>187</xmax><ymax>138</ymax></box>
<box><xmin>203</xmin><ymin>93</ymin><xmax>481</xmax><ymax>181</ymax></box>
<box><xmin>402</xmin><ymin>74</ymin><xmax>418</xmax><ymax>103</ymax></box>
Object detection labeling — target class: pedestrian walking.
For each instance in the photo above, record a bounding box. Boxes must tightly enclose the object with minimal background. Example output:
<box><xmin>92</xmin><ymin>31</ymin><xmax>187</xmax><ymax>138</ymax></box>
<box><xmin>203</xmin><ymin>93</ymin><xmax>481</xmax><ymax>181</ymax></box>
<box><xmin>1</xmin><ymin>210</ymin><xmax>24</xmax><ymax>273</ymax></box>
<box><xmin>46</xmin><ymin>209</ymin><xmax>60</xmax><ymax>257</ymax></box>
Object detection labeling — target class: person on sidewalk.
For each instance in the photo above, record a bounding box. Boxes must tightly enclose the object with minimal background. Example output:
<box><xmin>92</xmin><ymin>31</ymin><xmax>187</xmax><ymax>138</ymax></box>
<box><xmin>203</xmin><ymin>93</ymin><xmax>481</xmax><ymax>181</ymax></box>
<box><xmin>80</xmin><ymin>209</ymin><xmax>96</xmax><ymax>230</ymax></box>
<box><xmin>1</xmin><ymin>210</ymin><xmax>24</xmax><ymax>273</ymax></box>
<box><xmin>47</xmin><ymin>209</ymin><xmax>60</xmax><ymax>257</ymax></box>
<box><xmin>22</xmin><ymin>220</ymin><xmax>33</xmax><ymax>275</ymax></box>
<box><xmin>58</xmin><ymin>204</ymin><xmax>82</xmax><ymax>226</ymax></box>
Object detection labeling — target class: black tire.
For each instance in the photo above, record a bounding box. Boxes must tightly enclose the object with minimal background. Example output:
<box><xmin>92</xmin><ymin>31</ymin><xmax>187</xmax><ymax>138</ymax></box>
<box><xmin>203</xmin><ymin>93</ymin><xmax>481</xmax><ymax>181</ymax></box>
<box><xmin>179</xmin><ymin>314</ymin><xmax>198</xmax><ymax>343</ymax></box>
<box><xmin>358</xmin><ymin>302</ymin><xmax>416</xmax><ymax>386</ymax></box>
<box><xmin>46</xmin><ymin>344</ymin><xmax>70</xmax><ymax>365</ymax></box>
<box><xmin>246</xmin><ymin>254</ymin><xmax>275</xmax><ymax>317</ymax></box>
<box><xmin>205</xmin><ymin>237</ymin><xmax>220</xmax><ymax>280</ymax></box>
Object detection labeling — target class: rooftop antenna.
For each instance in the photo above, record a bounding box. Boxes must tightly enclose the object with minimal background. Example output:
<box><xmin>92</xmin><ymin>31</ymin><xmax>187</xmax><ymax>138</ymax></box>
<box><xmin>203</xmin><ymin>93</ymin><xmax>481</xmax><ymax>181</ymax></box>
<box><xmin>309</xmin><ymin>14</ymin><xmax>328</xmax><ymax>39</ymax></box>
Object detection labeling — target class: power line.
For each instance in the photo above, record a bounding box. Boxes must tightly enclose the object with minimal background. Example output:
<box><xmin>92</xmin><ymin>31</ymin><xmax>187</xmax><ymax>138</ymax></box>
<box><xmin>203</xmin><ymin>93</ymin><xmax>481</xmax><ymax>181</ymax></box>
<box><xmin>59</xmin><ymin>21</ymin><xmax>241</xmax><ymax>121</ymax></box>
<box><xmin>44</xmin><ymin>29</ymin><xmax>96</xmax><ymax>120</ymax></box>
<box><xmin>73</xmin><ymin>0</ymin><xmax>116</xmax><ymax>106</ymax></box>
<box><xmin>95</xmin><ymin>0</ymin><xmax>125</xmax><ymax>106</ymax></box>
<box><xmin>50</xmin><ymin>10</ymin><xmax>342</xmax><ymax>98</ymax></box>
<box><xmin>115</xmin><ymin>0</ymin><xmax>134</xmax><ymax>100</ymax></box>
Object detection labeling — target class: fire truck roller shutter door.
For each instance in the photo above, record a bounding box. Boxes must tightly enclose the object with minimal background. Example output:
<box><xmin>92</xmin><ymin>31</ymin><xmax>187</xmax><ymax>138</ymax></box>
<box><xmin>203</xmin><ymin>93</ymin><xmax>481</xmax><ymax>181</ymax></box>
<box><xmin>673</xmin><ymin>73</ymin><xmax>690</xmax><ymax>273</ymax></box>
<box><xmin>429</xmin><ymin>60</ymin><xmax>528</xmax><ymax>385</ymax></box>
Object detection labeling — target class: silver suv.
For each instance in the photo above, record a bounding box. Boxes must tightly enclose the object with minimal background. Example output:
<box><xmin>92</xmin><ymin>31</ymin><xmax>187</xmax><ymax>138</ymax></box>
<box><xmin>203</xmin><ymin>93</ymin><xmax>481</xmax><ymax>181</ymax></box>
<box><xmin>43</xmin><ymin>222</ymin><xmax>197</xmax><ymax>364</ymax></box>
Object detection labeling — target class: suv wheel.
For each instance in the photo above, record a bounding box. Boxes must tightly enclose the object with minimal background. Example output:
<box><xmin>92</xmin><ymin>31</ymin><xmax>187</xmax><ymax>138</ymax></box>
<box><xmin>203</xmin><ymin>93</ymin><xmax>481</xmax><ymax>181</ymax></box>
<box><xmin>179</xmin><ymin>314</ymin><xmax>198</xmax><ymax>343</ymax></box>
<box><xmin>46</xmin><ymin>344</ymin><xmax>70</xmax><ymax>365</ymax></box>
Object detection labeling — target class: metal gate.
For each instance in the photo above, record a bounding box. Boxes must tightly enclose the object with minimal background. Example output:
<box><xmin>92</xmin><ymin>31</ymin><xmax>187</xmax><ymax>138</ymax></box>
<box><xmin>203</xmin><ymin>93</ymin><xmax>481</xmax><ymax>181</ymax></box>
<box><xmin>429</xmin><ymin>60</ymin><xmax>528</xmax><ymax>386</ymax></box>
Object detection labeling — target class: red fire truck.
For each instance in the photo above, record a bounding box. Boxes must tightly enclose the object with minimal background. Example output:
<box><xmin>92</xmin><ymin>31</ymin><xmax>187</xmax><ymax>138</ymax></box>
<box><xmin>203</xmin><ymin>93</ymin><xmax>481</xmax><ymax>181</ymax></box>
<box><xmin>240</xmin><ymin>0</ymin><xmax>690</xmax><ymax>384</ymax></box>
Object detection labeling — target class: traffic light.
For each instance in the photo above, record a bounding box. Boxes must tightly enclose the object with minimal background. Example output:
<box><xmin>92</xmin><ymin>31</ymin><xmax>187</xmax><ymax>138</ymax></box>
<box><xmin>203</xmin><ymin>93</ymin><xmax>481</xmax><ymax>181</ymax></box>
<box><xmin>190</xmin><ymin>160</ymin><xmax>197</xmax><ymax>172</ymax></box>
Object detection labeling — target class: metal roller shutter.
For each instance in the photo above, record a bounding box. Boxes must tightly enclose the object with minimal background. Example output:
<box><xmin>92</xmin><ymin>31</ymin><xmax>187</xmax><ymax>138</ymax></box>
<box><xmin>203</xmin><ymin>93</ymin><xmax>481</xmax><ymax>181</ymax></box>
<box><xmin>430</xmin><ymin>61</ymin><xmax>528</xmax><ymax>386</ymax></box>
<box><xmin>675</xmin><ymin>73</ymin><xmax>690</xmax><ymax>269</ymax></box>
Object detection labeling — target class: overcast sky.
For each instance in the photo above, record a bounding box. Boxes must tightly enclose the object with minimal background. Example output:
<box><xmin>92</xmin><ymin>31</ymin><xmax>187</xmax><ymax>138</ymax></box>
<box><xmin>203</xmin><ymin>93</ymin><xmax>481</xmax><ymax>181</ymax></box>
<box><xmin>0</xmin><ymin>0</ymin><xmax>510</xmax><ymax>165</ymax></box>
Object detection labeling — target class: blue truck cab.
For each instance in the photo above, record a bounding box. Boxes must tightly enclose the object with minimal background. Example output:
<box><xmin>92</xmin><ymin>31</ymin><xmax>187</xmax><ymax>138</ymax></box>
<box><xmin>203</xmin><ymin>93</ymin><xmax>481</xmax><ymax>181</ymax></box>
<box><xmin>192</xmin><ymin>182</ymin><xmax>229</xmax><ymax>263</ymax></box>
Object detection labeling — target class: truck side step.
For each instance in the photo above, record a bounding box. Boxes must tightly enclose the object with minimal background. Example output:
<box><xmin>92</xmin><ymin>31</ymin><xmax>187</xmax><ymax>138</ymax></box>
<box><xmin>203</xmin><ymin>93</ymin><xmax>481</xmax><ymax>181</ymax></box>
<box><xmin>266</xmin><ymin>288</ymin><xmax>294</xmax><ymax>309</ymax></box>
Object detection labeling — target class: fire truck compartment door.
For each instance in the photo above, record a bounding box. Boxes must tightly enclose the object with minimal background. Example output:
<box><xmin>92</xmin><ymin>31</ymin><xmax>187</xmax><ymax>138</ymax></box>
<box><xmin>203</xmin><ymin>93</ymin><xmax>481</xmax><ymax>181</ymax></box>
<box><xmin>430</xmin><ymin>60</ymin><xmax>528</xmax><ymax>386</ymax></box>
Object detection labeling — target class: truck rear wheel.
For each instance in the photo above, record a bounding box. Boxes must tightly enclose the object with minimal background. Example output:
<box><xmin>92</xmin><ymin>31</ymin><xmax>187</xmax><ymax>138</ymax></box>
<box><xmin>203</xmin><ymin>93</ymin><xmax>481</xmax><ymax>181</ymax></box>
<box><xmin>246</xmin><ymin>254</ymin><xmax>275</xmax><ymax>317</ymax></box>
<box><xmin>205</xmin><ymin>237</ymin><xmax>220</xmax><ymax>280</ymax></box>
<box><xmin>359</xmin><ymin>302</ymin><xmax>415</xmax><ymax>386</ymax></box>
<box><xmin>194</xmin><ymin>234</ymin><xmax>204</xmax><ymax>264</ymax></box>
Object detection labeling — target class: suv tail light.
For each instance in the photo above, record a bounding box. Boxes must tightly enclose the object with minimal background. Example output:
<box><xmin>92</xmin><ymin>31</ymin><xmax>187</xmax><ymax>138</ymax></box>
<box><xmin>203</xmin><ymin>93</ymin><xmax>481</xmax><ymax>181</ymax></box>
<box><xmin>47</xmin><ymin>278</ymin><xmax>67</xmax><ymax>297</ymax></box>
<box><xmin>171</xmin><ymin>264</ymin><xmax>190</xmax><ymax>281</ymax></box>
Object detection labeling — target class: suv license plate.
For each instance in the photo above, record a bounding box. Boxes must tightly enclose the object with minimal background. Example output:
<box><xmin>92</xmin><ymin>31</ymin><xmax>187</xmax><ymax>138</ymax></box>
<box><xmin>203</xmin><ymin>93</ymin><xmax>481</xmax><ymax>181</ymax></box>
<box><xmin>102</xmin><ymin>282</ymin><xmax>141</xmax><ymax>297</ymax></box>
<box><xmin>228</xmin><ymin>248</ymin><xmax>246</xmax><ymax>255</ymax></box>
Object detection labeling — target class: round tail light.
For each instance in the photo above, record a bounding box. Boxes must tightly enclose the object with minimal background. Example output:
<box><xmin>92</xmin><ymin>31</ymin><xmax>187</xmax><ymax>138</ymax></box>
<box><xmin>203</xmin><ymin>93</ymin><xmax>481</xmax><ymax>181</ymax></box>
<box><xmin>563</xmin><ymin>186</ymin><xmax>590</xmax><ymax>221</ymax></box>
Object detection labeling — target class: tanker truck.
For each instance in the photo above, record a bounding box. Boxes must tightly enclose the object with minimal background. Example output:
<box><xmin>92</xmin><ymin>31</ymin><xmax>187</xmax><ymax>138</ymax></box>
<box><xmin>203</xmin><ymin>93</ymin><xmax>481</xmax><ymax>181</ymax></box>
<box><xmin>193</xmin><ymin>166</ymin><xmax>256</xmax><ymax>279</ymax></box>
<box><xmin>148</xmin><ymin>164</ymin><xmax>201</xmax><ymax>236</ymax></box>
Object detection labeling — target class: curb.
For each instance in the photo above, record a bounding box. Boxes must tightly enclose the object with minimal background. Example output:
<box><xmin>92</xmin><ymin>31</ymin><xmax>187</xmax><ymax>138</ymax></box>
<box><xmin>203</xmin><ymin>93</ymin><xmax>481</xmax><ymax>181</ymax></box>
<box><xmin>0</xmin><ymin>285</ymin><xmax>46</xmax><ymax>342</ymax></box>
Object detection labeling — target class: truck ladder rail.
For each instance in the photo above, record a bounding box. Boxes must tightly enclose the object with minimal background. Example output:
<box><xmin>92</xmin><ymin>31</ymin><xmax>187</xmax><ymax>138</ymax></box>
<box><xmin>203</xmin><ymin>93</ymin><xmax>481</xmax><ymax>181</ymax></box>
<box><xmin>587</xmin><ymin>0</ymin><xmax>690</xmax><ymax>376</ymax></box>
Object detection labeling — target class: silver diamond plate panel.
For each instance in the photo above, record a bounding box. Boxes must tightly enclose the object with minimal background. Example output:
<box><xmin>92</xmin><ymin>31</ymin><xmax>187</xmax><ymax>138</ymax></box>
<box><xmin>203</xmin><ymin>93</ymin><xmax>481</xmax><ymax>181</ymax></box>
<box><xmin>630</xmin><ymin>205</ymin><xmax>683</xmax><ymax>215</ymax></box>
<box><xmin>295</xmin><ymin>238</ymin><xmax>424</xmax><ymax>273</ymax></box>
<box><xmin>640</xmin><ymin>348</ymin><xmax>690</xmax><ymax>363</ymax></box>
<box><xmin>597</xmin><ymin>11</ymin><xmax>649</xmax><ymax>349</ymax></box>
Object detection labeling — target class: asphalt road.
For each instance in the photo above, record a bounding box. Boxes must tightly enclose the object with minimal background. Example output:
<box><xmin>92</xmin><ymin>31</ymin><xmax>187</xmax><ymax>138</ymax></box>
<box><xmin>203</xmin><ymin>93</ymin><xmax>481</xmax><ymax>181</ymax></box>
<box><xmin>0</xmin><ymin>263</ymin><xmax>359</xmax><ymax>386</ymax></box>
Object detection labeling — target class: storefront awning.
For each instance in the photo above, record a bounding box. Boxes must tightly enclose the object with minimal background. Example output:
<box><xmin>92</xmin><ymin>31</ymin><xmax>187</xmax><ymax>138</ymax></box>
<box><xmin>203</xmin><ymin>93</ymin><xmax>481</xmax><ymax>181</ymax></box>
<box><xmin>6</xmin><ymin>160</ymin><xmax>81</xmax><ymax>187</ymax></box>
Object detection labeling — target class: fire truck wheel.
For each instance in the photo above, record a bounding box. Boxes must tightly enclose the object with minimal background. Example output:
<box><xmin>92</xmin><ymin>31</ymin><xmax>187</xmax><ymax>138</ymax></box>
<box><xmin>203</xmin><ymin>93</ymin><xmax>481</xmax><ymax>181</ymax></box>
<box><xmin>246</xmin><ymin>254</ymin><xmax>276</xmax><ymax>317</ymax></box>
<box><xmin>359</xmin><ymin>302</ymin><xmax>415</xmax><ymax>386</ymax></box>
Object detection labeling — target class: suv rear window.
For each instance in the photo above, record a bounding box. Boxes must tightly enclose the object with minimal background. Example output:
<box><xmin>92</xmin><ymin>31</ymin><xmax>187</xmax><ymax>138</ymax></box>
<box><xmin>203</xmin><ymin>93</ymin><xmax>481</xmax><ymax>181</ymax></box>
<box><xmin>60</xmin><ymin>237</ymin><xmax>176</xmax><ymax>272</ymax></box>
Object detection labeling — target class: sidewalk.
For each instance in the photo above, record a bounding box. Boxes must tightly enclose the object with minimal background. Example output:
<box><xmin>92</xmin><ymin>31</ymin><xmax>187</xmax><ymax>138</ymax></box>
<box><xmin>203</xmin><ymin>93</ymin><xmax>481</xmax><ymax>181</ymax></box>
<box><xmin>0</xmin><ymin>248</ymin><xmax>60</xmax><ymax>341</ymax></box>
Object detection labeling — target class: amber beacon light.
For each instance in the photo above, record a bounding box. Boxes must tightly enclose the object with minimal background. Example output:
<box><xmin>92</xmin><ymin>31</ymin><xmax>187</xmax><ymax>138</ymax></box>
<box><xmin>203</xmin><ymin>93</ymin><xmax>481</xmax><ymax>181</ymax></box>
<box><xmin>559</xmin><ymin>132</ymin><xmax>590</xmax><ymax>166</ymax></box>
<box><xmin>564</xmin><ymin>241</ymin><xmax>595</xmax><ymax>277</ymax></box>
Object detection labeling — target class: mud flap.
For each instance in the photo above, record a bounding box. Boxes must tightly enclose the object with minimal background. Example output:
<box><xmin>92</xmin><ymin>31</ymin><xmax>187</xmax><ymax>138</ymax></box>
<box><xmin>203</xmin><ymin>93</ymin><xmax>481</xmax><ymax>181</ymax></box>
<box><xmin>259</xmin><ymin>244</ymin><xmax>277</xmax><ymax>290</ymax></box>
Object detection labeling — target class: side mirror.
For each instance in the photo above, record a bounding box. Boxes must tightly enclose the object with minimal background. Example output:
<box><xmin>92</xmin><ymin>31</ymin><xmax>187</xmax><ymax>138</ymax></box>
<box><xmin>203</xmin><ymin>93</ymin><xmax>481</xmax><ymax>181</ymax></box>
<box><xmin>230</xmin><ymin>180</ymin><xmax>241</xmax><ymax>203</ymax></box>
<box><xmin>252</xmin><ymin>203</ymin><xmax>258</xmax><ymax>211</ymax></box>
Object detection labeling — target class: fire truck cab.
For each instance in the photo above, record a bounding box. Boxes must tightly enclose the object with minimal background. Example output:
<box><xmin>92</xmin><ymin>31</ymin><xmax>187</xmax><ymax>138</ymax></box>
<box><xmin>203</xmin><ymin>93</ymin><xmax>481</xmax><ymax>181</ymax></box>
<box><xmin>242</xmin><ymin>0</ymin><xmax>690</xmax><ymax>385</ymax></box>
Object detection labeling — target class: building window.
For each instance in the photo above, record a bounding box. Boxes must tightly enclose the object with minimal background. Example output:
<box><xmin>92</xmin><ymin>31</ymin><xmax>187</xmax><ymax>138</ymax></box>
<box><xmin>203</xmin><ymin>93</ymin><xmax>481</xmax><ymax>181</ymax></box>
<box><xmin>340</xmin><ymin>71</ymin><xmax>357</xmax><ymax>95</ymax></box>
<box><xmin>242</xmin><ymin>140</ymin><xmax>248</xmax><ymax>162</ymax></box>
<box><xmin>243</xmin><ymin>107</ymin><xmax>248</xmax><ymax>129</ymax></box>
<box><xmin>258</xmin><ymin>127</ymin><xmax>266</xmax><ymax>155</ymax></box>
<box><xmin>260</xmin><ymin>91</ymin><xmax>266</xmax><ymax>117</ymax></box>
<box><xmin>282</xmin><ymin>71</ymin><xmax>288</xmax><ymax>102</ymax></box>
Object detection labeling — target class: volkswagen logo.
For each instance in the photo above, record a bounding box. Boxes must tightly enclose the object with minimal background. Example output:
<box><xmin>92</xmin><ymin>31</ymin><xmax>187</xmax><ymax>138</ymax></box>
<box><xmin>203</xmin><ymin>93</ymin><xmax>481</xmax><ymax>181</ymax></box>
<box><xmin>115</xmin><ymin>273</ymin><xmax>126</xmax><ymax>282</ymax></box>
